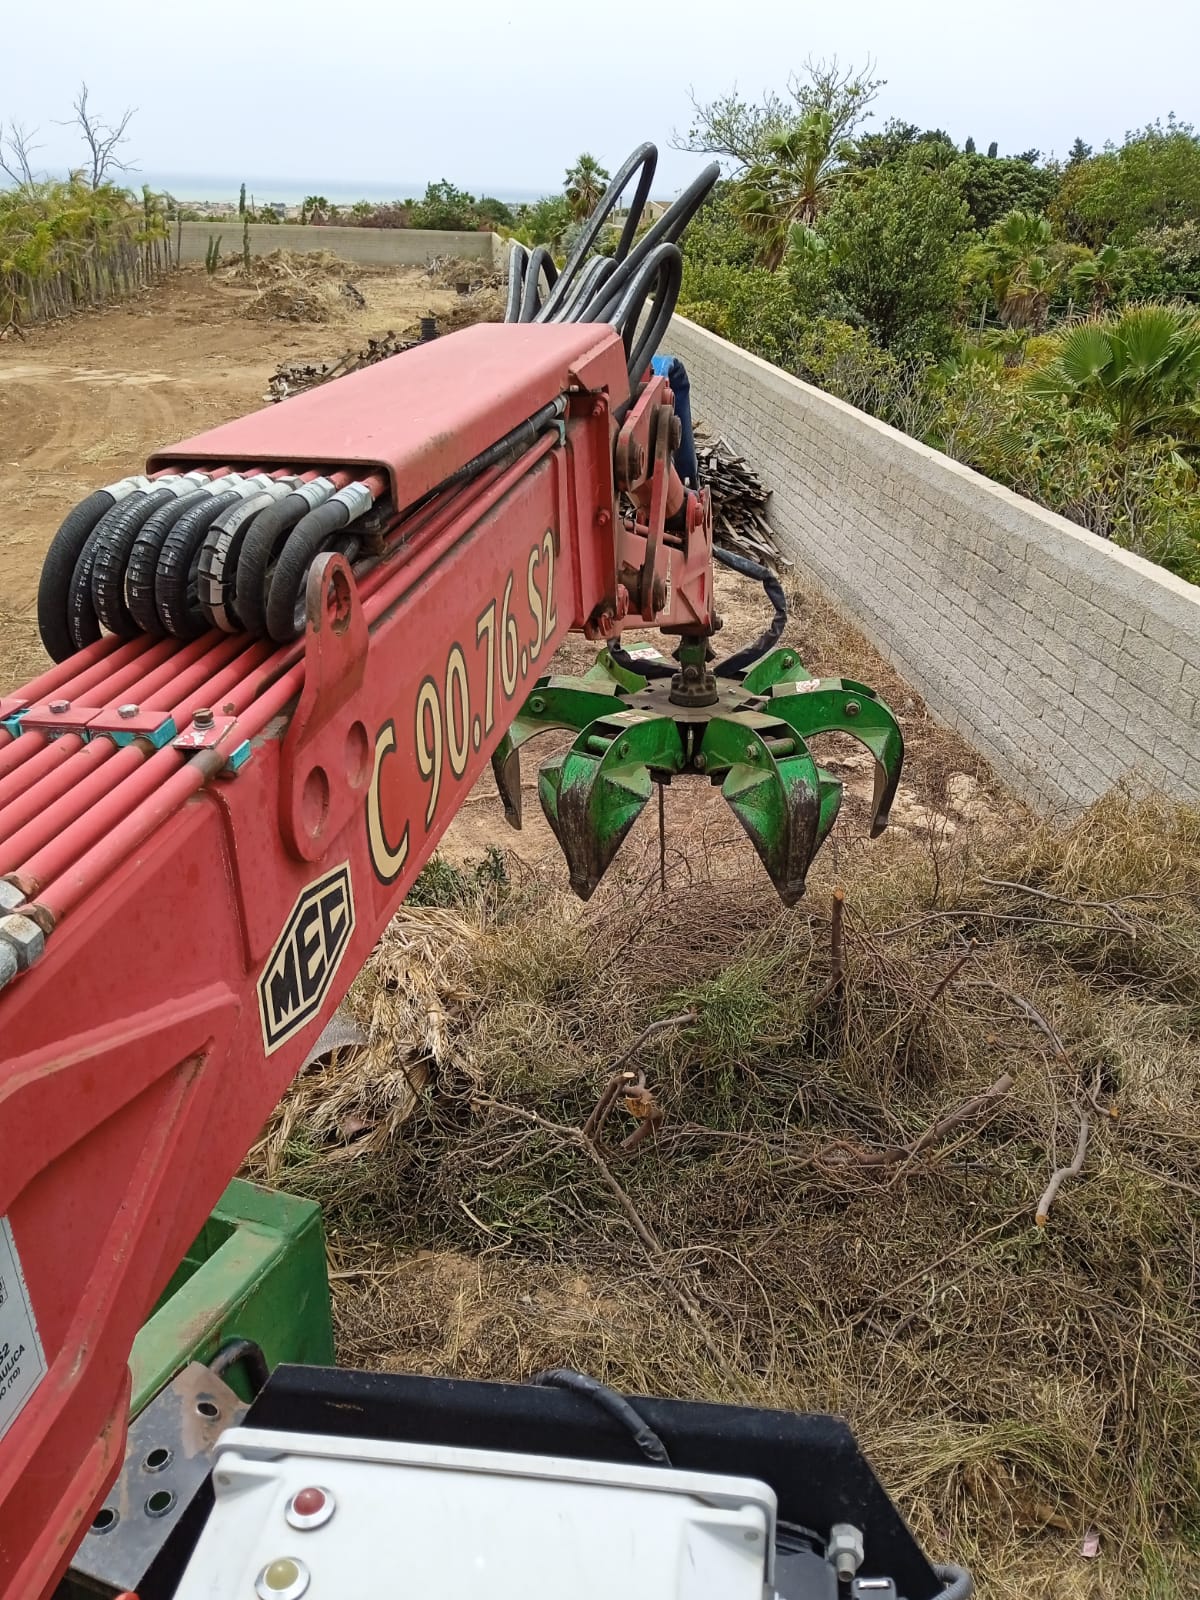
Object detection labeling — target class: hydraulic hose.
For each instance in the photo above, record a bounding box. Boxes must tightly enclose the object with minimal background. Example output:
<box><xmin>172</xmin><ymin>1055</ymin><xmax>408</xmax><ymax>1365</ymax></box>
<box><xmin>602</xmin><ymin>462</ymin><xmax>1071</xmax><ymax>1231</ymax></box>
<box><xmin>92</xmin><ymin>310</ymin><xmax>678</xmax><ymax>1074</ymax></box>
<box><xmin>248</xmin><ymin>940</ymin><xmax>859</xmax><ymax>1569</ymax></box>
<box><xmin>263</xmin><ymin>481</ymin><xmax>378</xmax><ymax>642</ymax></box>
<box><xmin>712</xmin><ymin>545</ymin><xmax>788</xmax><ymax>677</ymax></box>
<box><xmin>38</xmin><ymin>482</ymin><xmax>147</xmax><ymax>662</ymax></box>
<box><xmin>124</xmin><ymin>490</ymin><xmax>214</xmax><ymax>634</ymax></box>
<box><xmin>155</xmin><ymin>490</ymin><xmax>245</xmax><ymax>638</ymax></box>
<box><xmin>934</xmin><ymin>1564</ymin><xmax>974</xmax><ymax>1600</ymax></box>
<box><xmin>235</xmin><ymin>478</ymin><xmax>337</xmax><ymax>636</ymax></box>
<box><xmin>94</xmin><ymin>488</ymin><xmax>210</xmax><ymax>637</ymax></box>
<box><xmin>504</xmin><ymin>143</ymin><xmax>719</xmax><ymax>384</ymax></box>
<box><xmin>65</xmin><ymin>485</ymin><xmax>189</xmax><ymax>652</ymax></box>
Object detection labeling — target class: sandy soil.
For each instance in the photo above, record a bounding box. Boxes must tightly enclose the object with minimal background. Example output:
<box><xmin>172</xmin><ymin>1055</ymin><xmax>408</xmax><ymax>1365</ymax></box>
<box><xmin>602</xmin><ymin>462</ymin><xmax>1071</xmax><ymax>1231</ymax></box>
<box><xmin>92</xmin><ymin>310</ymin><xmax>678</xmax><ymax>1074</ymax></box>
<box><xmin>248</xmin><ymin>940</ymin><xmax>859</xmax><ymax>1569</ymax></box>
<box><xmin>0</xmin><ymin>264</ymin><xmax>469</xmax><ymax>686</ymax></box>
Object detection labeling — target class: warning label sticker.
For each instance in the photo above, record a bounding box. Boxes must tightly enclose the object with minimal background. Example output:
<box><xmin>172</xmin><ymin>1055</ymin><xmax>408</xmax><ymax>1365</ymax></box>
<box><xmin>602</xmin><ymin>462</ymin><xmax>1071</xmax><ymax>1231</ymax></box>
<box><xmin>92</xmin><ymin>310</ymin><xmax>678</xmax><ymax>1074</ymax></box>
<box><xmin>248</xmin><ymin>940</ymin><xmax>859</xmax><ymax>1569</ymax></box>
<box><xmin>0</xmin><ymin>1216</ymin><xmax>47</xmax><ymax>1441</ymax></box>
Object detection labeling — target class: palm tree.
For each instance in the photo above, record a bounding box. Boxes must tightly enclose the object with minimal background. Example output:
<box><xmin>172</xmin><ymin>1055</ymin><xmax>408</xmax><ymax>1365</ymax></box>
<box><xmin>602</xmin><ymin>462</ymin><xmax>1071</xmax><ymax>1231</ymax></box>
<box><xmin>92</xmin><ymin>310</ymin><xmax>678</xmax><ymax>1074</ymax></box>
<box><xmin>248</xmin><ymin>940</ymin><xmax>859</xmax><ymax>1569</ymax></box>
<box><xmin>564</xmin><ymin>155</ymin><xmax>610</xmax><ymax>221</ymax></box>
<box><xmin>1028</xmin><ymin>304</ymin><xmax>1200</xmax><ymax>449</ymax></box>
<box><xmin>1068</xmin><ymin>244</ymin><xmax>1133</xmax><ymax>313</ymax></box>
<box><xmin>734</xmin><ymin>110</ymin><xmax>841</xmax><ymax>269</ymax></box>
<box><xmin>968</xmin><ymin>210</ymin><xmax>1062</xmax><ymax>329</ymax></box>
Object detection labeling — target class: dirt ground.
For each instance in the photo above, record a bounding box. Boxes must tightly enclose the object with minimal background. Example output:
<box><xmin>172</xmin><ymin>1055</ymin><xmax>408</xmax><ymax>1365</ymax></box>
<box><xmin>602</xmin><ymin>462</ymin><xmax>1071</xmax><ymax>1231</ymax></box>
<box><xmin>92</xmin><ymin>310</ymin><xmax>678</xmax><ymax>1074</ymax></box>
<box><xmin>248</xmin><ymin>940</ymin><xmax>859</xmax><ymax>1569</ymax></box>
<box><xmin>0</xmin><ymin>264</ymin><xmax>471</xmax><ymax>687</ymax></box>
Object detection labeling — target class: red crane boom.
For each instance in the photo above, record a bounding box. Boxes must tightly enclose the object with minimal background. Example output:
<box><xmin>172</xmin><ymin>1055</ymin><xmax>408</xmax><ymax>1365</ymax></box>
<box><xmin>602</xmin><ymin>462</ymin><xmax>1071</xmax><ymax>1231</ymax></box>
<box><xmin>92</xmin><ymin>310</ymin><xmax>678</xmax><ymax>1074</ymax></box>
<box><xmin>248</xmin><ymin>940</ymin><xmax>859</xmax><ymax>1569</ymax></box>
<box><xmin>0</xmin><ymin>321</ymin><xmax>714</xmax><ymax>1596</ymax></box>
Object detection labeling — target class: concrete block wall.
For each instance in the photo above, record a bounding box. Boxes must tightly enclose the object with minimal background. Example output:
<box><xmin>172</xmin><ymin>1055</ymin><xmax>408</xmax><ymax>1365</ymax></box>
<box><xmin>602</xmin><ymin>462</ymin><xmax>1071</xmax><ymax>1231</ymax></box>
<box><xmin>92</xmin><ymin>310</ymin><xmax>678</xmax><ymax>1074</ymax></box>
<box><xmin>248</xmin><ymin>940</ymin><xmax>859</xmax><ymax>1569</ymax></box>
<box><xmin>178</xmin><ymin>223</ymin><xmax>503</xmax><ymax>268</ymax></box>
<box><xmin>666</xmin><ymin>316</ymin><xmax>1200</xmax><ymax>812</ymax></box>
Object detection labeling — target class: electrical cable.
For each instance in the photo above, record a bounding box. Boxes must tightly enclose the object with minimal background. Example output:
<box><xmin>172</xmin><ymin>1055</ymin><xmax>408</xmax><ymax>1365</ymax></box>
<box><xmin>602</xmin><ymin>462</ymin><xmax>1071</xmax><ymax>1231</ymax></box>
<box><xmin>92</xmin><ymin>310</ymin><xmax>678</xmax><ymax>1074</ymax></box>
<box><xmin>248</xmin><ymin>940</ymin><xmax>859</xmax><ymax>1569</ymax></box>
<box><xmin>530</xmin><ymin>1368</ymin><xmax>672</xmax><ymax>1466</ymax></box>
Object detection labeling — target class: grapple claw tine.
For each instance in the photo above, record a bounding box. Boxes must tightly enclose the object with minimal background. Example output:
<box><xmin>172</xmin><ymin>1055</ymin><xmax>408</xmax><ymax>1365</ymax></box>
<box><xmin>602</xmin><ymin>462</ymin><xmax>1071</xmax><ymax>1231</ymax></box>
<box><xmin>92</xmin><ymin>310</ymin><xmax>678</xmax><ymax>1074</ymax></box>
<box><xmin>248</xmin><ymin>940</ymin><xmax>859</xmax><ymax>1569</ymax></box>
<box><xmin>768</xmin><ymin>678</ymin><xmax>904</xmax><ymax>837</ymax></box>
<box><xmin>491</xmin><ymin>734</ymin><xmax>522</xmax><ymax>830</ymax></box>
<box><xmin>699</xmin><ymin>715</ymin><xmax>838</xmax><ymax>906</ymax></box>
<box><xmin>538</xmin><ymin>713</ymin><xmax>686</xmax><ymax>900</ymax></box>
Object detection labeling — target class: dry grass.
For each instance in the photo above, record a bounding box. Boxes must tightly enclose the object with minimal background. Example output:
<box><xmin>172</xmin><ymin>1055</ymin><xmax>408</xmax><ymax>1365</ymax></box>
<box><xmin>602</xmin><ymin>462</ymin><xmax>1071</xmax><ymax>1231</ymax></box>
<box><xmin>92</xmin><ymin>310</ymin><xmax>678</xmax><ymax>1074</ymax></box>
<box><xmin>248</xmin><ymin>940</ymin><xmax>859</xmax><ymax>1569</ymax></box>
<box><xmin>246</xmin><ymin>782</ymin><xmax>1200</xmax><ymax>1599</ymax></box>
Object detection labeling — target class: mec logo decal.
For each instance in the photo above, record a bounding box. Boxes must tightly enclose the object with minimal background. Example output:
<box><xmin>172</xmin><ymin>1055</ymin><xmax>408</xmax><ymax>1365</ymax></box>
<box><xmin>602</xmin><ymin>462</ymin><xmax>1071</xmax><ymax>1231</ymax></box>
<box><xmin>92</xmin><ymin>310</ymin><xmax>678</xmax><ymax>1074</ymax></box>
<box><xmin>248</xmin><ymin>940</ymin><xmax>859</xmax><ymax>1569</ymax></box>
<box><xmin>257</xmin><ymin>863</ymin><xmax>356</xmax><ymax>1055</ymax></box>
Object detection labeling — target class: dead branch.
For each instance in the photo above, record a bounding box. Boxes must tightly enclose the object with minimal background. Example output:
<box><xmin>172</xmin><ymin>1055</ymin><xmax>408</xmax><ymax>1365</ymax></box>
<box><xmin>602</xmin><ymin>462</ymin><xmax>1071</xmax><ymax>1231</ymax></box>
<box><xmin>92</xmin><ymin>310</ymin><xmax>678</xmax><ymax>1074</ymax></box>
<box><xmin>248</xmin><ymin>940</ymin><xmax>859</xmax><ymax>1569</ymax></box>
<box><xmin>1037</xmin><ymin>1105</ymin><xmax>1091</xmax><ymax>1227</ymax></box>
<box><xmin>60</xmin><ymin>83</ymin><xmax>137</xmax><ymax>189</ymax></box>
<box><xmin>925</xmin><ymin>940</ymin><xmax>977</xmax><ymax>1008</ymax></box>
<box><xmin>812</xmin><ymin>888</ymin><xmax>847</xmax><ymax>1006</ymax></box>
<box><xmin>976</xmin><ymin>981</ymin><xmax>1069</xmax><ymax>1059</ymax></box>
<box><xmin>979</xmin><ymin>876</ymin><xmax>1137</xmax><ymax>933</ymax></box>
<box><xmin>607</xmin><ymin>1009</ymin><xmax>696</xmax><ymax>1080</ymax></box>
<box><xmin>0</xmin><ymin>121</ymin><xmax>42</xmax><ymax>188</ymax></box>
<box><xmin>474</xmin><ymin>1094</ymin><xmax>733</xmax><ymax>1375</ymax></box>
<box><xmin>819</xmin><ymin>1071</ymin><xmax>1014</xmax><ymax>1168</ymax></box>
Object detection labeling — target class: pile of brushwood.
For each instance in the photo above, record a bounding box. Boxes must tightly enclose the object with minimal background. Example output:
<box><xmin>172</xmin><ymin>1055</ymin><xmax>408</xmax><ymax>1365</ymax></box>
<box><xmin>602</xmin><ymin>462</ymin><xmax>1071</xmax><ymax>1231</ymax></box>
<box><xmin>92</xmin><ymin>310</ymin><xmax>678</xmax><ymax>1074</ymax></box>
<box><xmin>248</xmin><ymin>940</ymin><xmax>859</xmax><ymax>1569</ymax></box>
<box><xmin>249</xmin><ymin>607</ymin><xmax>1200</xmax><ymax>1600</ymax></box>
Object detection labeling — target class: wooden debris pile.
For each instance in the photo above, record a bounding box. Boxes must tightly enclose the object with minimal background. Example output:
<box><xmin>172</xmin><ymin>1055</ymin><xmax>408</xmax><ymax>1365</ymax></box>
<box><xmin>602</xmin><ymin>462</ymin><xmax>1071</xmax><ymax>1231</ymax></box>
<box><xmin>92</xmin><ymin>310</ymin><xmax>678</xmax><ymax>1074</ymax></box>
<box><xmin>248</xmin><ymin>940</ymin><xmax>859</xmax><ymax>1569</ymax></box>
<box><xmin>695</xmin><ymin>428</ymin><xmax>788</xmax><ymax>569</ymax></box>
<box><xmin>265</xmin><ymin>330</ymin><xmax>417</xmax><ymax>402</ymax></box>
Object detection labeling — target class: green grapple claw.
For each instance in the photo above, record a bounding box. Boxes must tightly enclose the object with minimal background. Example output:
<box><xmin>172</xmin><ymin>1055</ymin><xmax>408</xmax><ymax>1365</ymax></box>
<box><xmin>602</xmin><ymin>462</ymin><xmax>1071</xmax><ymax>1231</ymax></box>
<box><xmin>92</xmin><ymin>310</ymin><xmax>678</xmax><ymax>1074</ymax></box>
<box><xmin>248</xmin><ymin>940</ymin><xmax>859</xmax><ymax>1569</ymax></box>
<box><xmin>539</xmin><ymin>712</ymin><xmax>687</xmax><ymax>899</ymax></box>
<box><xmin>493</xmin><ymin>644</ymin><xmax>905</xmax><ymax>905</ymax></box>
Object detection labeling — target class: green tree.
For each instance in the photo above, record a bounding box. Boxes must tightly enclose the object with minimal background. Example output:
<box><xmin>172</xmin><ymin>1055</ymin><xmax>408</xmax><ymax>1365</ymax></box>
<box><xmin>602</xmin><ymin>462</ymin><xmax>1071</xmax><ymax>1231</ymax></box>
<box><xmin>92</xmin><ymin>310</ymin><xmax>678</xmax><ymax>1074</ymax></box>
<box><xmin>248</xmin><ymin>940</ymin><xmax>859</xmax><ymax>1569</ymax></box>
<box><xmin>300</xmin><ymin>195</ymin><xmax>329</xmax><ymax>224</ymax></box>
<box><xmin>516</xmin><ymin>194</ymin><xmax>573</xmax><ymax>249</ymax></box>
<box><xmin>1131</xmin><ymin>220</ymin><xmax>1200</xmax><ymax>300</ymax></box>
<box><xmin>1068</xmin><ymin>137</ymin><xmax>1092</xmax><ymax>165</ymax></box>
<box><xmin>1028</xmin><ymin>303</ymin><xmax>1200</xmax><ymax>448</ymax></box>
<box><xmin>954</xmin><ymin>153</ymin><xmax>1057</xmax><ymax>230</ymax></box>
<box><xmin>1067</xmin><ymin>243</ymin><xmax>1137</xmax><ymax>311</ymax></box>
<box><xmin>563</xmin><ymin>154</ymin><xmax>610</xmax><ymax>220</ymax></box>
<box><xmin>475</xmin><ymin>195</ymin><xmax>514</xmax><ymax>227</ymax></box>
<box><xmin>238</xmin><ymin>182</ymin><xmax>246</xmax><ymax>215</ymax></box>
<box><xmin>964</xmin><ymin>136</ymin><xmax>976</xmax><ymax>155</ymax></box>
<box><xmin>968</xmin><ymin>211</ymin><xmax>1063</xmax><ymax>329</ymax></box>
<box><xmin>674</xmin><ymin>56</ymin><xmax>883</xmax><ymax>172</ymax></box>
<box><xmin>410</xmin><ymin>180</ymin><xmax>479</xmax><ymax>230</ymax></box>
<box><xmin>1053</xmin><ymin>119</ymin><xmax>1200</xmax><ymax>244</ymax></box>
<box><xmin>798</xmin><ymin>154</ymin><xmax>974</xmax><ymax>356</ymax></box>
<box><xmin>735</xmin><ymin>110</ymin><xmax>843</xmax><ymax>268</ymax></box>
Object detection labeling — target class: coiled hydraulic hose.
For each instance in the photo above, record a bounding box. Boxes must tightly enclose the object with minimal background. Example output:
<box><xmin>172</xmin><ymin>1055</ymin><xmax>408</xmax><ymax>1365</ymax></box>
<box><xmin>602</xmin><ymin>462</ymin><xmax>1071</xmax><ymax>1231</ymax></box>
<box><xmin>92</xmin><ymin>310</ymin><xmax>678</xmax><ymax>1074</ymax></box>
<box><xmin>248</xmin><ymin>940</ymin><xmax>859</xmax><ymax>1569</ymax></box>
<box><xmin>235</xmin><ymin>477</ymin><xmax>340</xmax><ymax>636</ymax></box>
<box><xmin>37</xmin><ymin>479</ymin><xmax>149</xmax><ymax>661</ymax></box>
<box><xmin>505</xmin><ymin>143</ymin><xmax>719</xmax><ymax>385</ymax></box>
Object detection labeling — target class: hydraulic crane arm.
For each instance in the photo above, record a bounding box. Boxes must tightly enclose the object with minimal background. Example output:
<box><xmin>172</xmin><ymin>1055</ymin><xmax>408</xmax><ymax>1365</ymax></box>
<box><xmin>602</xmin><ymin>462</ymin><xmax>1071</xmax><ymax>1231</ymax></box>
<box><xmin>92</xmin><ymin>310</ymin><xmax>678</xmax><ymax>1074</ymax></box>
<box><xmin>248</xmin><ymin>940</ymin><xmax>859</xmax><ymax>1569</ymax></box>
<box><xmin>0</xmin><ymin>321</ymin><xmax>722</xmax><ymax>1597</ymax></box>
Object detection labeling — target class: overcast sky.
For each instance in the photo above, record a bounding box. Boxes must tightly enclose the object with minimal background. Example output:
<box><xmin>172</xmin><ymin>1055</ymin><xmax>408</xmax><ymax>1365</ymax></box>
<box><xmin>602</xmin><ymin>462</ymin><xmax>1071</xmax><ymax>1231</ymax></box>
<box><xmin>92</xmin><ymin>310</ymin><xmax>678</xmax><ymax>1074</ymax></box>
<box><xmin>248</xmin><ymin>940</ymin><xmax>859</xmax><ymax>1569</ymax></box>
<box><xmin>4</xmin><ymin>0</ymin><xmax>1198</xmax><ymax>198</ymax></box>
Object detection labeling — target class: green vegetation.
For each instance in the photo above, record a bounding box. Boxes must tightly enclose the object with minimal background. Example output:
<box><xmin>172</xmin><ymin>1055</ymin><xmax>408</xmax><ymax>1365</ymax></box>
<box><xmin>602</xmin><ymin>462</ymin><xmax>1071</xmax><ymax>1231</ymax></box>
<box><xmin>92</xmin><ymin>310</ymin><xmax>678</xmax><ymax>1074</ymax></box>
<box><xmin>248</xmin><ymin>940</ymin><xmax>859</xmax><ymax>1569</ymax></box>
<box><xmin>674</xmin><ymin>63</ymin><xmax>1200</xmax><ymax>583</ymax></box>
<box><xmin>0</xmin><ymin>175</ymin><xmax>170</xmax><ymax>327</ymax></box>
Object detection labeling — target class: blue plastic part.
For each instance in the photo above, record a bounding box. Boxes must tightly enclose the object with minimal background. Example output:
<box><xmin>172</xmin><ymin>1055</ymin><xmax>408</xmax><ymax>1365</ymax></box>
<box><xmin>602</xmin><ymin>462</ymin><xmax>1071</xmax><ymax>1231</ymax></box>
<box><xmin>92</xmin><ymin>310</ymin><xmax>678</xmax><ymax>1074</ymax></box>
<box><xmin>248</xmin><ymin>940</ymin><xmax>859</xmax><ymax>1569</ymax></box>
<box><xmin>224</xmin><ymin>740</ymin><xmax>252</xmax><ymax>774</ymax></box>
<box><xmin>107</xmin><ymin>716</ymin><xmax>177</xmax><ymax>750</ymax></box>
<box><xmin>650</xmin><ymin>355</ymin><xmax>698</xmax><ymax>487</ymax></box>
<box><xmin>0</xmin><ymin>713</ymin><xmax>27</xmax><ymax>738</ymax></box>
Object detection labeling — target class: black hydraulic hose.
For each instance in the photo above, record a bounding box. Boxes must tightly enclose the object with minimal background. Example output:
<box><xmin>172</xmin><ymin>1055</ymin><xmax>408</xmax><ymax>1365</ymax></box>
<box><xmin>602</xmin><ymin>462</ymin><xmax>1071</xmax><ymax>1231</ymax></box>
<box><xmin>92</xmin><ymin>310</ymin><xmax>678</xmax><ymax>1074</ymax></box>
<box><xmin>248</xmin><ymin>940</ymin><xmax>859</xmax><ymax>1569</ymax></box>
<box><xmin>609</xmin><ymin>244</ymin><xmax>683</xmax><ymax>383</ymax></box>
<box><xmin>504</xmin><ymin>241</ymin><xmax>528</xmax><ymax>323</ymax></box>
<box><xmin>197</xmin><ymin>492</ymin><xmax>279</xmax><ymax>633</ymax></box>
<box><xmin>92</xmin><ymin>488</ymin><xmax>207</xmax><ymax>637</ymax></box>
<box><xmin>535</xmin><ymin>142</ymin><xmax>658</xmax><ymax>324</ymax></box>
<box><xmin>125</xmin><ymin>490</ymin><xmax>213</xmax><ymax>634</ymax></box>
<box><xmin>264</xmin><ymin>497</ymin><xmax>352</xmax><ymax>642</ymax></box>
<box><xmin>235</xmin><ymin>484</ymin><xmax>333</xmax><ymax>636</ymax></box>
<box><xmin>712</xmin><ymin>545</ymin><xmax>788</xmax><ymax>678</ymax></box>
<box><xmin>559</xmin><ymin>255</ymin><xmax>618</xmax><ymax>323</ymax></box>
<box><xmin>587</xmin><ymin>162</ymin><xmax>721</xmax><ymax>325</ymax></box>
<box><xmin>38</xmin><ymin>488</ymin><xmax>121</xmax><ymax>661</ymax></box>
<box><xmin>155</xmin><ymin>490</ymin><xmax>243</xmax><ymax>638</ymax></box>
<box><xmin>519</xmin><ymin>246</ymin><xmax>558</xmax><ymax>321</ymax></box>
<box><xmin>934</xmin><ymin>1564</ymin><xmax>974</xmax><ymax>1600</ymax></box>
<box><xmin>66</xmin><ymin>486</ymin><xmax>183</xmax><ymax>651</ymax></box>
<box><xmin>531</xmin><ymin>1369</ymin><xmax>672</xmax><ymax>1466</ymax></box>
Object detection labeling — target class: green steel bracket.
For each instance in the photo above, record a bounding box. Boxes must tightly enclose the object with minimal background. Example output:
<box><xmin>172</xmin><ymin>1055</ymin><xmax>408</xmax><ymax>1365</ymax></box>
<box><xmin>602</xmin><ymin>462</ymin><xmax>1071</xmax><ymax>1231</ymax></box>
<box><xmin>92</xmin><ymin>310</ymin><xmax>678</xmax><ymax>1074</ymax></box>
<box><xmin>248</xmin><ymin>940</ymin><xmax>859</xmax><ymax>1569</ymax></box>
<box><xmin>129</xmin><ymin>1178</ymin><xmax>334</xmax><ymax>1415</ymax></box>
<box><xmin>539</xmin><ymin>710</ymin><xmax>688</xmax><ymax>899</ymax></box>
<box><xmin>698</xmin><ymin>712</ymin><xmax>841</xmax><ymax>906</ymax></box>
<box><xmin>767</xmin><ymin>677</ymin><xmax>904</xmax><ymax>836</ymax></box>
<box><xmin>741</xmin><ymin>647</ymin><xmax>817</xmax><ymax>695</ymax></box>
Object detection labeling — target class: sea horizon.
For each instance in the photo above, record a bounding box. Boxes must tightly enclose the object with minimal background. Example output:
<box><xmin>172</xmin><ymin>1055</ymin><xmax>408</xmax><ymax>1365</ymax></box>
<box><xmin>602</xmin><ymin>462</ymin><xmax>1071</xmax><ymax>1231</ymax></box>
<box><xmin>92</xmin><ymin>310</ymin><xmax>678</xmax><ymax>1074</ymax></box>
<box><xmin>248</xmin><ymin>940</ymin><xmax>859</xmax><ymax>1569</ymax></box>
<box><xmin>138</xmin><ymin>171</ymin><xmax>550</xmax><ymax>207</ymax></box>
